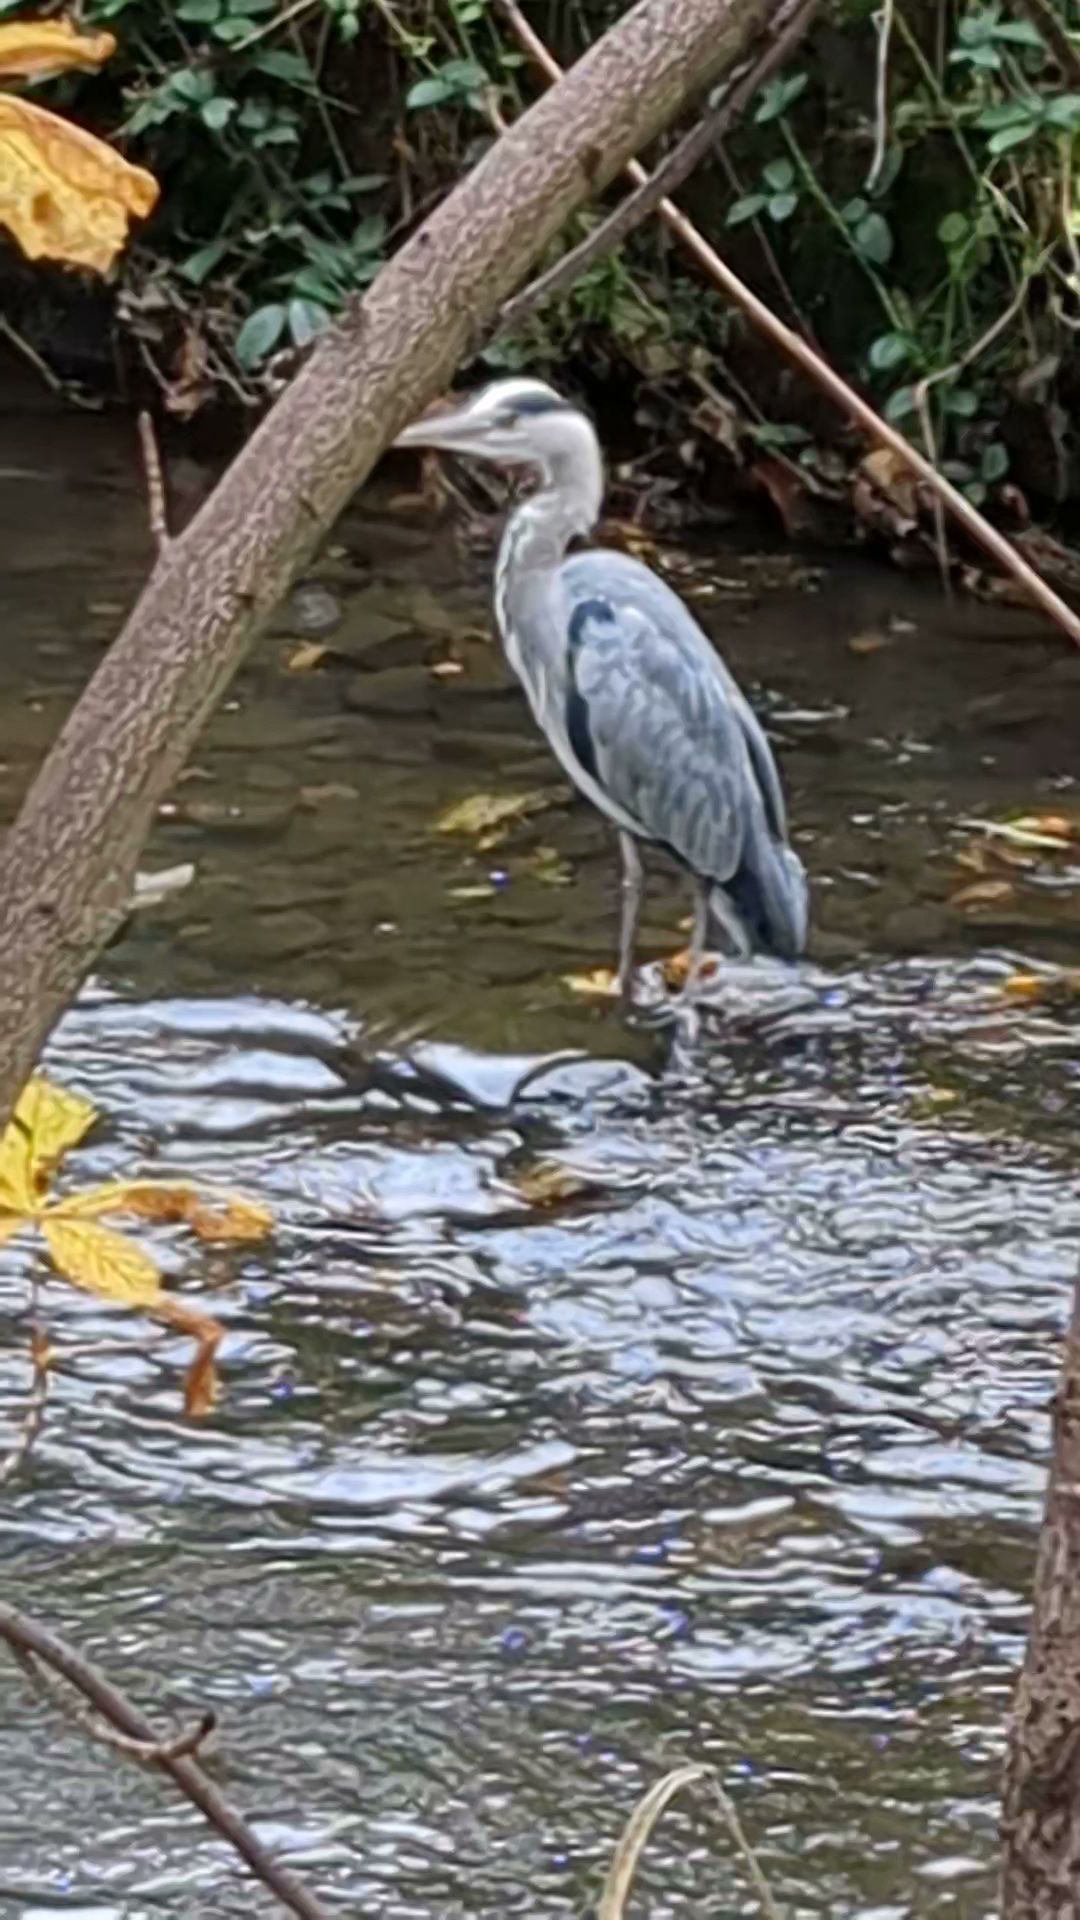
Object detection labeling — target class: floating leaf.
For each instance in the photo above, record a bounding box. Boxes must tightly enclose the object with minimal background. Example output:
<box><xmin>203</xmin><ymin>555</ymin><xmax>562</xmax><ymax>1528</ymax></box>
<box><xmin>285</xmin><ymin>641</ymin><xmax>328</xmax><ymax>672</ymax></box>
<box><xmin>42</xmin><ymin>1217</ymin><xmax>162</xmax><ymax>1308</ymax></box>
<box><xmin>1002</xmin><ymin>970</ymin><xmax>1080</xmax><ymax>1005</ymax></box>
<box><xmin>435</xmin><ymin>788</ymin><xmax>555</xmax><ymax>848</ymax></box>
<box><xmin>0</xmin><ymin>93</ymin><xmax>158</xmax><ymax>272</ymax></box>
<box><xmin>561</xmin><ymin>967</ymin><xmax>620</xmax><ymax>998</ymax></box>
<box><xmin>0</xmin><ymin>20</ymin><xmax>116</xmax><ymax>80</ymax></box>
<box><xmin>507</xmin><ymin>1160</ymin><xmax>591</xmax><ymax>1207</ymax></box>
<box><xmin>949</xmin><ymin>877</ymin><xmax>1015</xmax><ymax>909</ymax></box>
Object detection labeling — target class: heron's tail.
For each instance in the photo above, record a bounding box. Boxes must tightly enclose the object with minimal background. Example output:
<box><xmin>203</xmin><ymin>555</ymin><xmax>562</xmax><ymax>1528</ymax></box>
<box><xmin>713</xmin><ymin>835</ymin><xmax>808</xmax><ymax>960</ymax></box>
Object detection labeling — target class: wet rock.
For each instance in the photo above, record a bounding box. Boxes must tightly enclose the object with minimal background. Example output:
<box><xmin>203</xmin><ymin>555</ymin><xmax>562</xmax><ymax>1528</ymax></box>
<box><xmin>343</xmin><ymin>666</ymin><xmax>436</xmax><ymax>716</ymax></box>
<box><xmin>272</xmin><ymin>581</ymin><xmax>342</xmax><ymax>638</ymax></box>
<box><xmin>250</xmin><ymin>908</ymin><xmax>329</xmax><ymax>960</ymax></box>
<box><xmin>179</xmin><ymin>796</ymin><xmax>295</xmax><ymax>836</ymax></box>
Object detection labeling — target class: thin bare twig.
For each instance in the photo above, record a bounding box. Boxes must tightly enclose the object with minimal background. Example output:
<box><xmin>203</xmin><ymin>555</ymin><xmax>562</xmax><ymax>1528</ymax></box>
<box><xmin>137</xmin><ymin>411</ymin><xmax>169</xmax><ymax>554</ymax></box>
<box><xmin>599</xmin><ymin>1764</ymin><xmax>782</xmax><ymax>1920</ymax></box>
<box><xmin>498</xmin><ymin>0</ymin><xmax>817</xmax><ymax>338</ymax></box>
<box><xmin>1014</xmin><ymin>0</ymin><xmax>1080</xmax><ymax>86</ymax></box>
<box><xmin>0</xmin><ymin>1603</ymin><xmax>335</xmax><ymax>1920</ymax></box>
<box><xmin>866</xmin><ymin>0</ymin><xmax>895</xmax><ymax>193</ymax></box>
<box><xmin>16</xmin><ymin>1650</ymin><xmax>215</xmax><ymax>1765</ymax></box>
<box><xmin>0</xmin><ymin>1328</ymin><xmax>50</xmax><ymax>1488</ymax></box>
<box><xmin>494</xmin><ymin>0</ymin><xmax>1080</xmax><ymax>646</ymax></box>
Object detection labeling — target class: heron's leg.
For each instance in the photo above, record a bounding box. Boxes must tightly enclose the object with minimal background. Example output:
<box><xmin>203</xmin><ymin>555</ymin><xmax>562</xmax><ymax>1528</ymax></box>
<box><xmin>674</xmin><ymin>876</ymin><xmax>712</xmax><ymax>1007</ymax></box>
<box><xmin>617</xmin><ymin>831</ymin><xmax>644</xmax><ymax>1003</ymax></box>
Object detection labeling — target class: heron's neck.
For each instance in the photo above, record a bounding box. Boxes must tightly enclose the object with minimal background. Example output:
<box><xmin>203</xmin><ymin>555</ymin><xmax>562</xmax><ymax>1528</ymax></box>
<box><xmin>495</xmin><ymin>428</ymin><xmax>604</xmax><ymax>653</ymax></box>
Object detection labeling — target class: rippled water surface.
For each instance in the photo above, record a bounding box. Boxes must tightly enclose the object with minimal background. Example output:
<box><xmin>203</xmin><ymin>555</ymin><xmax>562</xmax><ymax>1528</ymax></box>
<box><xmin>2</xmin><ymin>391</ymin><xmax>1079</xmax><ymax>1917</ymax></box>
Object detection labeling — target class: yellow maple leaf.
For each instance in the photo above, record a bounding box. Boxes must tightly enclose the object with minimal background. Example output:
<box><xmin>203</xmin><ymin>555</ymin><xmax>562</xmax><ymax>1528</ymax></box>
<box><xmin>0</xmin><ymin>92</ymin><xmax>158</xmax><ymax>273</ymax></box>
<box><xmin>0</xmin><ymin>20</ymin><xmax>117</xmax><ymax>80</ymax></box>
<box><xmin>42</xmin><ymin>1217</ymin><xmax>161</xmax><ymax>1308</ymax></box>
<box><xmin>434</xmin><ymin>789</ymin><xmax>557</xmax><ymax>848</ymax></box>
<box><xmin>0</xmin><ymin>1074</ymin><xmax>272</xmax><ymax>1416</ymax></box>
<box><xmin>561</xmin><ymin>967</ymin><xmax>621</xmax><ymax>998</ymax></box>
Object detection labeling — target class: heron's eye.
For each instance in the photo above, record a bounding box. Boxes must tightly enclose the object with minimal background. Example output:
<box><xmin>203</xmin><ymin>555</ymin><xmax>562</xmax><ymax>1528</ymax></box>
<box><xmin>495</xmin><ymin>410</ymin><xmax>519</xmax><ymax>429</ymax></box>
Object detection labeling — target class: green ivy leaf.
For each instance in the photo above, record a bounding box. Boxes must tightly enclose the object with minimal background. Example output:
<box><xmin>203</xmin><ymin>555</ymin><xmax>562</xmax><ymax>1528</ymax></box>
<box><xmin>944</xmin><ymin>385</ymin><xmax>979</xmax><ymax>418</ymax></box>
<box><xmin>981</xmin><ymin>442</ymin><xmax>1010</xmax><ymax>483</ymax></box>
<box><xmin>767</xmin><ymin>192</ymin><xmax>798</xmax><ymax>222</ymax></box>
<box><xmin>726</xmin><ymin>193</ymin><xmax>767</xmax><ymax>226</ymax></box>
<box><xmin>762</xmin><ymin>157</ymin><xmax>794</xmax><ymax>192</ymax></box>
<box><xmin>288</xmin><ymin>297</ymin><xmax>331</xmax><ymax>348</ymax></box>
<box><xmin>177</xmin><ymin>0</ymin><xmax>221</xmax><ymax>19</ymax></box>
<box><xmin>235</xmin><ymin>303</ymin><xmax>287</xmax><ymax>369</ymax></box>
<box><xmin>406</xmin><ymin>58</ymin><xmax>487</xmax><ymax>109</ymax></box>
<box><xmin>854</xmin><ymin>212</ymin><xmax>893</xmax><ymax>265</ymax></box>
<box><xmin>884</xmin><ymin>385</ymin><xmax>916</xmax><ymax>423</ymax></box>
<box><xmin>753</xmin><ymin>71</ymin><xmax>808</xmax><ymax>123</ymax></box>
<box><xmin>180</xmin><ymin>238</ymin><xmax>230</xmax><ymax>284</ymax></box>
<box><xmin>987</xmin><ymin>122</ymin><xmax>1037</xmax><ymax>154</ymax></box>
<box><xmin>200</xmin><ymin>94</ymin><xmax>236</xmax><ymax>131</ymax></box>
<box><xmin>937</xmin><ymin>211</ymin><xmax>969</xmax><ymax>246</ymax></box>
<box><xmin>869</xmin><ymin>331</ymin><xmax>911</xmax><ymax>371</ymax></box>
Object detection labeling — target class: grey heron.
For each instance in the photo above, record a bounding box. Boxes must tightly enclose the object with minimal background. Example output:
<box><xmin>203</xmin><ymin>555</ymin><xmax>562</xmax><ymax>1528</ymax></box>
<box><xmin>394</xmin><ymin>377</ymin><xmax>808</xmax><ymax>1005</ymax></box>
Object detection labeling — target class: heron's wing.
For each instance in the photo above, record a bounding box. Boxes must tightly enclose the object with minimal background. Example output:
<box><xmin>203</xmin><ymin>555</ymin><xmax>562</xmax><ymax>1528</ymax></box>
<box><xmin>564</xmin><ymin>590</ymin><xmax>757</xmax><ymax>885</ymax></box>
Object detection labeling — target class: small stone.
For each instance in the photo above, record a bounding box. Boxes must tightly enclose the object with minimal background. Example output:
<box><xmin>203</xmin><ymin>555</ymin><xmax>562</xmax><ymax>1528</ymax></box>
<box><xmin>277</xmin><ymin>581</ymin><xmax>342</xmax><ymax>637</ymax></box>
<box><xmin>343</xmin><ymin>667</ymin><xmax>435</xmax><ymax>715</ymax></box>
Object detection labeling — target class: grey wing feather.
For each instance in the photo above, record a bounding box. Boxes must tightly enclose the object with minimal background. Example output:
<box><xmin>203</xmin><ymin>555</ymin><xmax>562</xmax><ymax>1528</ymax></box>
<box><xmin>561</xmin><ymin>552</ymin><xmax>807</xmax><ymax>956</ymax></box>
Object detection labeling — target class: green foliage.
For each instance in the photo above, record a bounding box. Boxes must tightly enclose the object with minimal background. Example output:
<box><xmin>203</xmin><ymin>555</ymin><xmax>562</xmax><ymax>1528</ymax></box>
<box><xmin>31</xmin><ymin>0</ymin><xmax>1080</xmax><ymax>513</ymax></box>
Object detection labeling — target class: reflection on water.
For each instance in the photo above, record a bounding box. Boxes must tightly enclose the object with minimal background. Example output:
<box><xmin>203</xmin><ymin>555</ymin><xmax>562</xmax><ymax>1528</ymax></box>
<box><xmin>0</xmin><ymin>390</ymin><xmax>1078</xmax><ymax>1917</ymax></box>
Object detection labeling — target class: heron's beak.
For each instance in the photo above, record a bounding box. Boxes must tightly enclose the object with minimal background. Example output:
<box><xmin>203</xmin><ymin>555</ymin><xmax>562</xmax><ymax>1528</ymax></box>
<box><xmin>392</xmin><ymin>400</ymin><xmax>477</xmax><ymax>454</ymax></box>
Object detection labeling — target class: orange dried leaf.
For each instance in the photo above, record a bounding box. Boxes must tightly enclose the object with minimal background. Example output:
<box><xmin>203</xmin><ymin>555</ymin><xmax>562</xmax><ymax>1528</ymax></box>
<box><xmin>42</xmin><ymin>1217</ymin><xmax>162</xmax><ymax>1308</ymax></box>
<box><xmin>0</xmin><ymin>94</ymin><xmax>158</xmax><ymax>273</ymax></box>
<box><xmin>0</xmin><ymin>20</ymin><xmax>116</xmax><ymax>79</ymax></box>
<box><xmin>1002</xmin><ymin>970</ymin><xmax>1080</xmax><ymax>1004</ymax></box>
<box><xmin>155</xmin><ymin>1297</ymin><xmax>223</xmax><ymax>1417</ymax></box>
<box><xmin>56</xmin><ymin>1179</ymin><xmax>272</xmax><ymax>1243</ymax></box>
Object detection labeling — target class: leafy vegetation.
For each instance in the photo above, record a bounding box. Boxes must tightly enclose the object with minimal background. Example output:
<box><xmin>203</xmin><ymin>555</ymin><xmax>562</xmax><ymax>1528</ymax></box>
<box><xmin>0</xmin><ymin>0</ymin><xmax>1077</xmax><ymax>515</ymax></box>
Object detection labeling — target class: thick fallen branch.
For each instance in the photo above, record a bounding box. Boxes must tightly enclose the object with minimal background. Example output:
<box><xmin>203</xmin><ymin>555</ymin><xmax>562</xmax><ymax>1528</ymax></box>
<box><xmin>0</xmin><ymin>1601</ymin><xmax>334</xmax><ymax>1920</ymax></box>
<box><xmin>496</xmin><ymin>0</ymin><xmax>1080</xmax><ymax>650</ymax></box>
<box><xmin>0</xmin><ymin>0</ymin><xmax>789</xmax><ymax>1131</ymax></box>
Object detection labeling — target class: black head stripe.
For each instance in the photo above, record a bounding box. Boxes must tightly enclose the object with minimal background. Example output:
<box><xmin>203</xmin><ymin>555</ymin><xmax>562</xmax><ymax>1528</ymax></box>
<box><xmin>511</xmin><ymin>391</ymin><xmax>572</xmax><ymax>417</ymax></box>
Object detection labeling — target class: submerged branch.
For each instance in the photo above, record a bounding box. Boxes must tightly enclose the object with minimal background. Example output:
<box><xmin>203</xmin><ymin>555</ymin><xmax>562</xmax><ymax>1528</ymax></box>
<box><xmin>0</xmin><ymin>1603</ymin><xmax>336</xmax><ymax>1920</ymax></box>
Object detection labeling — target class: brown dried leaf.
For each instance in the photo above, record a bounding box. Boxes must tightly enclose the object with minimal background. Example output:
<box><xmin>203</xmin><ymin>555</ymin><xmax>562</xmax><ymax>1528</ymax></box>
<box><xmin>949</xmin><ymin>878</ymin><xmax>1015</xmax><ymax>910</ymax></box>
<box><xmin>285</xmin><ymin>641</ymin><xmax>328</xmax><ymax>673</ymax></box>
<box><xmin>507</xmin><ymin>1160</ymin><xmax>590</xmax><ymax>1207</ymax></box>
<box><xmin>154</xmin><ymin>1296</ymin><xmax>223</xmax><ymax>1418</ymax></box>
<box><xmin>59</xmin><ymin>1181</ymin><xmax>272</xmax><ymax>1243</ymax></box>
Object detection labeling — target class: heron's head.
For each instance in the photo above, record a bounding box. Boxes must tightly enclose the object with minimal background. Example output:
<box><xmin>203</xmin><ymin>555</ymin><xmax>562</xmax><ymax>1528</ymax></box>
<box><xmin>393</xmin><ymin>377</ymin><xmax>589</xmax><ymax>469</ymax></box>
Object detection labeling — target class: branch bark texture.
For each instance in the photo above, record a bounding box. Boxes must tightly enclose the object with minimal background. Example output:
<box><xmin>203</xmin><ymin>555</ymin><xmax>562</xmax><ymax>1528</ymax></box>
<box><xmin>0</xmin><ymin>0</ymin><xmax>784</xmax><ymax>1128</ymax></box>
<box><xmin>1002</xmin><ymin>1276</ymin><xmax>1080</xmax><ymax>1919</ymax></box>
